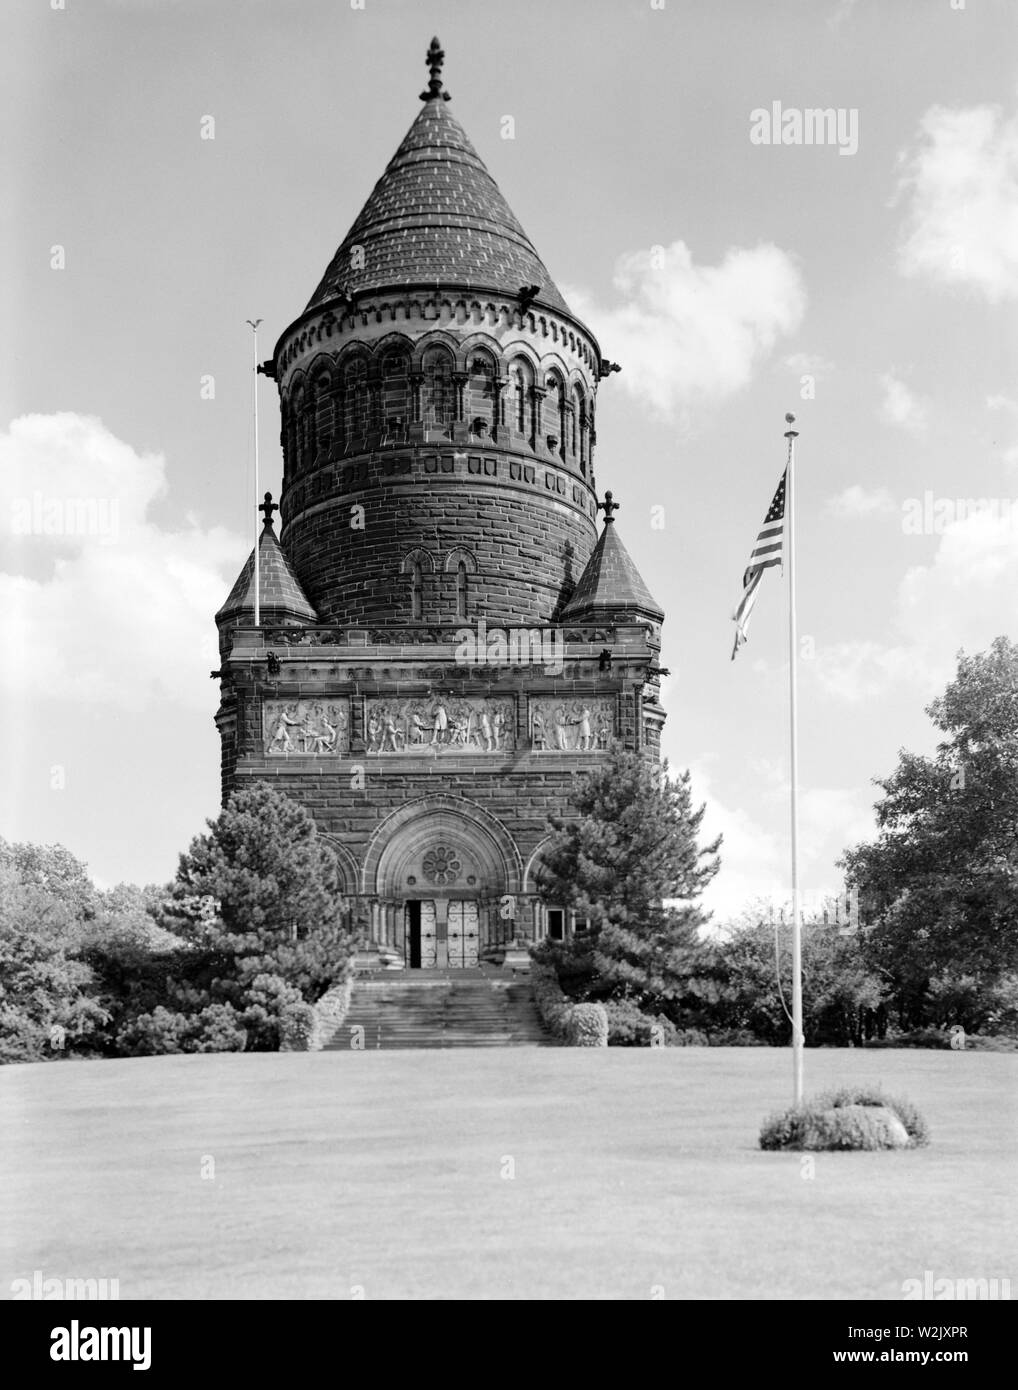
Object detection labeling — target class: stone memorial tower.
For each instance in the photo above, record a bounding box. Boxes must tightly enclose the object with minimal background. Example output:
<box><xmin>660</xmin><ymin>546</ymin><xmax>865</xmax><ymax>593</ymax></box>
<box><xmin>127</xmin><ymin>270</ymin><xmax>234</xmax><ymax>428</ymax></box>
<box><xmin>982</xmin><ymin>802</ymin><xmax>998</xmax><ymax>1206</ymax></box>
<box><xmin>214</xmin><ymin>39</ymin><xmax>665</xmax><ymax>967</ymax></box>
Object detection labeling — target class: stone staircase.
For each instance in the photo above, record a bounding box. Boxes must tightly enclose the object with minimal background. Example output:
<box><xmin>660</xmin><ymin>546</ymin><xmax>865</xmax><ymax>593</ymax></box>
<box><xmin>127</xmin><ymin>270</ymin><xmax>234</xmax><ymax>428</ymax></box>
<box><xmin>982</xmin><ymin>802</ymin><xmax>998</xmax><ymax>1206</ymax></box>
<box><xmin>323</xmin><ymin>966</ymin><xmax>551</xmax><ymax>1050</ymax></box>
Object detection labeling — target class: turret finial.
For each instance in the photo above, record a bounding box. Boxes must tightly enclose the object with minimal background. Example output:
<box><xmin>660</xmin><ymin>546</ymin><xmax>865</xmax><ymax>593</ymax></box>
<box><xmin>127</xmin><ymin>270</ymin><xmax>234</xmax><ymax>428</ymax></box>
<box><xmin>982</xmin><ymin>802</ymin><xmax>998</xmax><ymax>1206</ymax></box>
<box><xmin>259</xmin><ymin>492</ymin><xmax>278</xmax><ymax>530</ymax></box>
<box><xmin>598</xmin><ymin>491</ymin><xmax>620</xmax><ymax>524</ymax></box>
<box><xmin>420</xmin><ymin>36</ymin><xmax>451</xmax><ymax>102</ymax></box>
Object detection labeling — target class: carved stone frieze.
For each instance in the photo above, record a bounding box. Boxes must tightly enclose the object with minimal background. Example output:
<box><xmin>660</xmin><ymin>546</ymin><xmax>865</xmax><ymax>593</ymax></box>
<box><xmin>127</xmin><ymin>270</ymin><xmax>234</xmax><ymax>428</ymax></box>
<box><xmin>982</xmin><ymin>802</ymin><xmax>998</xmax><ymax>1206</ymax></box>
<box><xmin>529</xmin><ymin>696</ymin><xmax>615</xmax><ymax>752</ymax></box>
<box><xmin>364</xmin><ymin>694</ymin><xmax>515</xmax><ymax>754</ymax></box>
<box><xmin>263</xmin><ymin>698</ymin><xmax>350</xmax><ymax>756</ymax></box>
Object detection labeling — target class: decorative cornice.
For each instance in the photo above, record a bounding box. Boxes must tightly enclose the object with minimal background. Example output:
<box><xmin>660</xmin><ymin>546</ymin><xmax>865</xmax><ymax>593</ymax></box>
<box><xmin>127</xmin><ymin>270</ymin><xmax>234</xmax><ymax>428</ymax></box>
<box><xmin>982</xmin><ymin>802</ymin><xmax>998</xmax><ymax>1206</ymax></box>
<box><xmin>271</xmin><ymin>285</ymin><xmax>603</xmax><ymax>378</ymax></box>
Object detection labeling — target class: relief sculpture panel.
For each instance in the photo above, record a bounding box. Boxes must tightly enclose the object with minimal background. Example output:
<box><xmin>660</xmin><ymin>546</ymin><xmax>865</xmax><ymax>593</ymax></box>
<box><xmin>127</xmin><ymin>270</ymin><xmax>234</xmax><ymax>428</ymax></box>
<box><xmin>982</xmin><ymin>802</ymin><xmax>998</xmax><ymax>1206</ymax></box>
<box><xmin>263</xmin><ymin>699</ymin><xmax>350</xmax><ymax>756</ymax></box>
<box><xmin>529</xmin><ymin>696</ymin><xmax>615</xmax><ymax>752</ymax></box>
<box><xmin>364</xmin><ymin>695</ymin><xmax>515</xmax><ymax>754</ymax></box>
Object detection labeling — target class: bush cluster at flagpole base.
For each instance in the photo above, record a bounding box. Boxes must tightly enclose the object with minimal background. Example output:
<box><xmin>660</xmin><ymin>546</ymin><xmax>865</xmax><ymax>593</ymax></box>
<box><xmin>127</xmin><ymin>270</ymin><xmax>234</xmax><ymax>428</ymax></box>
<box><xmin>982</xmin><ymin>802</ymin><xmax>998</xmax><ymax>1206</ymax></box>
<box><xmin>759</xmin><ymin>1085</ymin><xmax>930</xmax><ymax>1151</ymax></box>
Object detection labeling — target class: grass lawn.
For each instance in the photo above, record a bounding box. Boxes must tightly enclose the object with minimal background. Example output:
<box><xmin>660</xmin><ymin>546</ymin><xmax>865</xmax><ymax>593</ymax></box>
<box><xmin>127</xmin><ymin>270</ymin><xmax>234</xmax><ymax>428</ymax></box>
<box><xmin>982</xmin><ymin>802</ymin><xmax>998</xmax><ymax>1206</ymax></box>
<box><xmin>1</xmin><ymin>1048</ymin><xmax>1015</xmax><ymax>1300</ymax></box>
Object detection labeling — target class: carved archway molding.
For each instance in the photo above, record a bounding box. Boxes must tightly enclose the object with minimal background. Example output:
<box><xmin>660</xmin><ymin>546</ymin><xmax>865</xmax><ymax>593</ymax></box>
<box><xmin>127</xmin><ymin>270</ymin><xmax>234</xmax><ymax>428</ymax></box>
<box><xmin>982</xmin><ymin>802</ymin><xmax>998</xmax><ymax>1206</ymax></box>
<box><xmin>523</xmin><ymin>837</ymin><xmax>557</xmax><ymax>895</ymax></box>
<box><xmin>361</xmin><ymin>794</ymin><xmax>523</xmax><ymax>897</ymax></box>
<box><xmin>318</xmin><ymin>834</ymin><xmax>360</xmax><ymax>896</ymax></box>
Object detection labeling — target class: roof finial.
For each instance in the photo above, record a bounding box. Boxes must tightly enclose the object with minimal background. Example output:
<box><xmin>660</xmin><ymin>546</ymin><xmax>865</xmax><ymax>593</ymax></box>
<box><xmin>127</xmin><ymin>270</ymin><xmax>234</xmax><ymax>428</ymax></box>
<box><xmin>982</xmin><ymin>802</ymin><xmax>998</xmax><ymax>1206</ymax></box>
<box><xmin>598</xmin><ymin>491</ymin><xmax>620</xmax><ymax>524</ymax></box>
<box><xmin>420</xmin><ymin>36</ymin><xmax>451</xmax><ymax>102</ymax></box>
<box><xmin>259</xmin><ymin>491</ymin><xmax>278</xmax><ymax>530</ymax></box>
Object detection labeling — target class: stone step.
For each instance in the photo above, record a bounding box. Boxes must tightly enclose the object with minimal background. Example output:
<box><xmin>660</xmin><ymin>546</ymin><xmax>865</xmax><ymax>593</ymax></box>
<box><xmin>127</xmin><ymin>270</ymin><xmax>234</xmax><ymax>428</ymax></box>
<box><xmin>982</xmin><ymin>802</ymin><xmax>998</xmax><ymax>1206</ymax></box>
<box><xmin>324</xmin><ymin>973</ymin><xmax>550</xmax><ymax>1050</ymax></box>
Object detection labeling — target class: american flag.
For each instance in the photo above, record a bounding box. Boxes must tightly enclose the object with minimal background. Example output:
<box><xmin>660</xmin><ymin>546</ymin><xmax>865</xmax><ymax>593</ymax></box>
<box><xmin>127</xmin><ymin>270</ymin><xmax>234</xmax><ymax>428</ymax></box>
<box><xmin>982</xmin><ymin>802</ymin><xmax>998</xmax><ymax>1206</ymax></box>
<box><xmin>732</xmin><ymin>469</ymin><xmax>787</xmax><ymax>659</ymax></box>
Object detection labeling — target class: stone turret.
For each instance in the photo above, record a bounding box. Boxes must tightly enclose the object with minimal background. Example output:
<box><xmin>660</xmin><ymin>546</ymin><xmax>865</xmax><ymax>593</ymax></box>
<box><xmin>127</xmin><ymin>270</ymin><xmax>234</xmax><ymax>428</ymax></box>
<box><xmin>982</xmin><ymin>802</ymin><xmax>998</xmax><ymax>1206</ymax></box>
<box><xmin>267</xmin><ymin>37</ymin><xmax>602</xmax><ymax>630</ymax></box>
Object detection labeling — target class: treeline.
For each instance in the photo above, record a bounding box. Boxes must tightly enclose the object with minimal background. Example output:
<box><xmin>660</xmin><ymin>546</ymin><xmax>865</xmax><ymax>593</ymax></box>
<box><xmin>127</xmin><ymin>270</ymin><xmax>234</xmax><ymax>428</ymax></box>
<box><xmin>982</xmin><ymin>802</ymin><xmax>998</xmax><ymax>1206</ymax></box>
<box><xmin>541</xmin><ymin>914</ymin><xmax>1018</xmax><ymax>1049</ymax></box>
<box><xmin>536</xmin><ymin>639</ymin><xmax>1018</xmax><ymax>1048</ymax></box>
<box><xmin>0</xmin><ymin>787</ymin><xmax>355</xmax><ymax>1064</ymax></box>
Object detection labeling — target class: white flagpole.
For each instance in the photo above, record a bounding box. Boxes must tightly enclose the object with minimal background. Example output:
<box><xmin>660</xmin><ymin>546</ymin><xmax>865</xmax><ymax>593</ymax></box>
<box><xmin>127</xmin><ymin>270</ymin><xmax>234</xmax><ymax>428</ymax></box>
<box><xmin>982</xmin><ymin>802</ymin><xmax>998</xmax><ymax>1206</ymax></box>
<box><xmin>246</xmin><ymin>318</ymin><xmax>263</xmax><ymax>627</ymax></box>
<box><xmin>784</xmin><ymin>412</ymin><xmax>804</xmax><ymax>1105</ymax></box>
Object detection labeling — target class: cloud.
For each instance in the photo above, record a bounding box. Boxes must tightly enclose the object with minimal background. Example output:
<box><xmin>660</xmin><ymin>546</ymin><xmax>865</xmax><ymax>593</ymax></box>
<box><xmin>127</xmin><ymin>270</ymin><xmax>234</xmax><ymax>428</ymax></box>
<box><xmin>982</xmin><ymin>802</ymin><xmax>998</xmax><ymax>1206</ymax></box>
<box><xmin>563</xmin><ymin>240</ymin><xmax>806</xmax><ymax>421</ymax></box>
<box><xmin>689</xmin><ymin>760</ymin><xmax>874</xmax><ymax>923</ymax></box>
<box><xmin>0</xmin><ymin>414</ymin><xmax>248</xmax><ymax>711</ymax></box>
<box><xmin>896</xmin><ymin>103</ymin><xmax>1018</xmax><ymax>303</ymax></box>
<box><xmin>826</xmin><ymin>485</ymin><xmax>897</xmax><ymax>519</ymax></box>
<box><xmin>812</xmin><ymin>504</ymin><xmax>1018</xmax><ymax>703</ymax></box>
<box><xmin>809</xmin><ymin>641</ymin><xmax>920</xmax><ymax>703</ymax></box>
<box><xmin>898</xmin><ymin>506</ymin><xmax>1018</xmax><ymax>657</ymax></box>
<box><xmin>986</xmin><ymin>393</ymin><xmax>1018</xmax><ymax>470</ymax></box>
<box><xmin>782</xmin><ymin>351</ymin><xmax>834</xmax><ymax>379</ymax></box>
<box><xmin>828</xmin><ymin>0</ymin><xmax>859</xmax><ymax>33</ymax></box>
<box><xmin>687</xmin><ymin>761</ymin><xmax>786</xmax><ymax>922</ymax></box>
<box><xmin>797</xmin><ymin>786</ymin><xmax>876</xmax><ymax>867</ymax></box>
<box><xmin>879</xmin><ymin>373</ymin><xmax>928</xmax><ymax>435</ymax></box>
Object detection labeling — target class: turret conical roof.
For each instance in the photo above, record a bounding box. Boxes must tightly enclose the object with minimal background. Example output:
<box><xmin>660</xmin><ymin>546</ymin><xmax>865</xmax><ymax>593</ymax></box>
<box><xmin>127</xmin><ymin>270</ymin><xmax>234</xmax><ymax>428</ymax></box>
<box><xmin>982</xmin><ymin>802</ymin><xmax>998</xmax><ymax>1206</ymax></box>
<box><xmin>306</xmin><ymin>51</ymin><xmax>570</xmax><ymax>315</ymax></box>
<box><xmin>217</xmin><ymin>510</ymin><xmax>318</xmax><ymax>625</ymax></box>
<box><xmin>560</xmin><ymin>515</ymin><xmax>663</xmax><ymax>623</ymax></box>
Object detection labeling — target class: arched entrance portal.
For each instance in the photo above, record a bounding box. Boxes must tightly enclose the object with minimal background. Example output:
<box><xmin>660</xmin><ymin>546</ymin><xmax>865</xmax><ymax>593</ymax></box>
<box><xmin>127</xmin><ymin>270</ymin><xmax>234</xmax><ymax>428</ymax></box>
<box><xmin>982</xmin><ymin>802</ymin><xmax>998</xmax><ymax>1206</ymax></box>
<box><xmin>363</xmin><ymin>796</ymin><xmax>522</xmax><ymax>968</ymax></box>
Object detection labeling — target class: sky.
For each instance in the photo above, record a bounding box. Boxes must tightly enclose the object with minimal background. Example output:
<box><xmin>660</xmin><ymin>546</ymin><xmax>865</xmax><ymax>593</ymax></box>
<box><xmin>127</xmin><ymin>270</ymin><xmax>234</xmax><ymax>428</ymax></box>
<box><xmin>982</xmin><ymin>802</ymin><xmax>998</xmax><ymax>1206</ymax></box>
<box><xmin>2</xmin><ymin>0</ymin><xmax>1017</xmax><ymax>917</ymax></box>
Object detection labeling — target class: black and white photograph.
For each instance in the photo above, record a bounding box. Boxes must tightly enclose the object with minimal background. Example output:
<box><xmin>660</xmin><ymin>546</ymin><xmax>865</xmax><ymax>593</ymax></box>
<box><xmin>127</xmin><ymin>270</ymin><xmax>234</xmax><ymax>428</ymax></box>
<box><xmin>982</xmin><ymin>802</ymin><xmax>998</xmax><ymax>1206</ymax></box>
<box><xmin>1</xmin><ymin>0</ymin><xmax>1015</xmax><ymax>1353</ymax></box>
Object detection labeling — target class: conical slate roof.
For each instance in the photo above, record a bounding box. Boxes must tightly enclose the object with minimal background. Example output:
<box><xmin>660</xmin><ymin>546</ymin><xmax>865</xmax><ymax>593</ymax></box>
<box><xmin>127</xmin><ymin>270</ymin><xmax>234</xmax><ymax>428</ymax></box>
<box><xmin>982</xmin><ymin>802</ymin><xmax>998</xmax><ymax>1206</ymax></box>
<box><xmin>217</xmin><ymin>518</ymin><xmax>318</xmax><ymax>625</ymax></box>
<box><xmin>561</xmin><ymin>518</ymin><xmax>663</xmax><ymax>622</ymax></box>
<box><xmin>306</xmin><ymin>82</ymin><xmax>570</xmax><ymax>315</ymax></box>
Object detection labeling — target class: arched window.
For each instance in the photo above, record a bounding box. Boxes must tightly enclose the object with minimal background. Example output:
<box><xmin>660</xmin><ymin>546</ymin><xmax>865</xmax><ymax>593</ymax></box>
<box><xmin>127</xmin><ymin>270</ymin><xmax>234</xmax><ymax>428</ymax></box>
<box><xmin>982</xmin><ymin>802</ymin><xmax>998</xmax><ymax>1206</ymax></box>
<box><xmin>467</xmin><ymin>353</ymin><xmax>495</xmax><ymax>434</ymax></box>
<box><xmin>545</xmin><ymin>374</ymin><xmax>565</xmax><ymax>456</ymax></box>
<box><xmin>573</xmin><ymin>385</ymin><xmax>585</xmax><ymax>471</ymax></box>
<box><xmin>306</xmin><ymin>386</ymin><xmax>317</xmax><ymax>463</ymax></box>
<box><xmin>422</xmin><ymin>348</ymin><xmax>453</xmax><ymax>426</ymax></box>
<box><xmin>283</xmin><ymin>398</ymin><xmax>298</xmax><ymax>476</ymax></box>
<box><xmin>287</xmin><ymin>389</ymin><xmax>304</xmax><ymax>469</ymax></box>
<box><xmin>313</xmin><ymin>369</ymin><xmax>336</xmax><ymax>451</ymax></box>
<box><xmin>343</xmin><ymin>358</ymin><xmax>368</xmax><ymax>441</ymax></box>
<box><xmin>456</xmin><ymin>560</ymin><xmax>468</xmax><ymax>619</ymax></box>
<box><xmin>411</xmin><ymin>562</ymin><xmax>423</xmax><ymax>621</ymax></box>
<box><xmin>381</xmin><ymin>351</ymin><xmax>409</xmax><ymax>428</ymax></box>
<box><xmin>510</xmin><ymin>361</ymin><xmax>533</xmax><ymax>436</ymax></box>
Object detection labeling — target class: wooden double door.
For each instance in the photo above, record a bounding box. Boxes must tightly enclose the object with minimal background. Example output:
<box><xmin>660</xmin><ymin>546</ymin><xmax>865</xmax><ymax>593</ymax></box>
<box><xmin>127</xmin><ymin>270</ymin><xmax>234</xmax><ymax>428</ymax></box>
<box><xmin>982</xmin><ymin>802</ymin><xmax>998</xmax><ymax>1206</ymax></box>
<box><xmin>404</xmin><ymin>900</ymin><xmax>479</xmax><ymax>968</ymax></box>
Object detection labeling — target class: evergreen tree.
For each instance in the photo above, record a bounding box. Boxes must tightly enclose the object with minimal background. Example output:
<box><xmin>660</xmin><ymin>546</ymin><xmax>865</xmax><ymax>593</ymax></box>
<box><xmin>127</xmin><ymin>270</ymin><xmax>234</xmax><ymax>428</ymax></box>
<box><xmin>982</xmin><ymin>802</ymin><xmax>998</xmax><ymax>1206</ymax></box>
<box><xmin>164</xmin><ymin>781</ymin><xmax>353</xmax><ymax>1000</ymax></box>
<box><xmin>536</xmin><ymin>749</ymin><xmax>721</xmax><ymax>1009</ymax></box>
<box><xmin>119</xmin><ymin>783</ymin><xmax>354</xmax><ymax>1052</ymax></box>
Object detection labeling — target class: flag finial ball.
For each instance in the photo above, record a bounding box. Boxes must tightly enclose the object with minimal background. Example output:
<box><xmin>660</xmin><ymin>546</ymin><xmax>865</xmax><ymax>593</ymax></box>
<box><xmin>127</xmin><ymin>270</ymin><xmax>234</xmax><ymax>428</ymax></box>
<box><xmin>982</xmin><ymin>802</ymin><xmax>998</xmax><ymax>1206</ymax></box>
<box><xmin>785</xmin><ymin>412</ymin><xmax>796</xmax><ymax>425</ymax></box>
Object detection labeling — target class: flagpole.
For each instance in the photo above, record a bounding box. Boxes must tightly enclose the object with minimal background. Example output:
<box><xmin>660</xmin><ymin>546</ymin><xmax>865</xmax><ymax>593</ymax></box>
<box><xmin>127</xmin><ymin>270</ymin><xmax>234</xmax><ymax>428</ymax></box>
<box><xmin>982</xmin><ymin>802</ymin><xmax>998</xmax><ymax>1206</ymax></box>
<box><xmin>246</xmin><ymin>318</ymin><xmax>263</xmax><ymax>627</ymax></box>
<box><xmin>785</xmin><ymin>412</ymin><xmax>804</xmax><ymax>1105</ymax></box>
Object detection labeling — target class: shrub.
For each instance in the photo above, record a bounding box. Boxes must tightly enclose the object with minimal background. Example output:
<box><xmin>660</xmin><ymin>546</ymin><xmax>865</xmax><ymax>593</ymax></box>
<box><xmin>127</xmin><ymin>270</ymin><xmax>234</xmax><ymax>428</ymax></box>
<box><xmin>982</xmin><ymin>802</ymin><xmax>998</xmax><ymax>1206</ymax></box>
<box><xmin>278</xmin><ymin>1002</ymin><xmax>317</xmax><ymax>1051</ymax></box>
<box><xmin>864</xmin><ymin>1026</ymin><xmax>1018</xmax><ymax>1052</ymax></box>
<box><xmin>673</xmin><ymin>1027</ymin><xmax>710</xmax><ymax>1046</ymax></box>
<box><xmin>863</xmin><ymin>1027</ymin><xmax>950</xmax><ymax>1050</ymax></box>
<box><xmin>531</xmin><ymin>962</ymin><xmax>613</xmax><ymax>1046</ymax></box>
<box><xmin>603</xmin><ymin>998</ymin><xmax>678</xmax><ymax>1047</ymax></box>
<box><xmin>116</xmin><ymin>1003</ymin><xmax>247</xmax><ymax>1056</ymax></box>
<box><xmin>237</xmin><ymin>973</ymin><xmax>306</xmax><ymax>1051</ymax></box>
<box><xmin>961</xmin><ymin>1033</ymin><xmax>1018</xmax><ymax>1052</ymax></box>
<box><xmin>983</xmin><ymin>974</ymin><xmax>1018</xmax><ymax>1035</ymax></box>
<box><xmin>567</xmin><ymin>1002</ymin><xmax>608</xmax><ymax>1047</ymax></box>
<box><xmin>530</xmin><ymin>961</ymin><xmax>573</xmax><ymax>1041</ymax></box>
<box><xmin>706</xmin><ymin>1027</ymin><xmax>767</xmax><ymax>1047</ymax></box>
<box><xmin>760</xmin><ymin>1084</ymin><xmax>929</xmax><ymax>1151</ymax></box>
<box><xmin>308</xmin><ymin>977</ymin><xmax>354</xmax><ymax>1050</ymax></box>
<box><xmin>183</xmin><ymin>1004</ymin><xmax>249</xmax><ymax>1054</ymax></box>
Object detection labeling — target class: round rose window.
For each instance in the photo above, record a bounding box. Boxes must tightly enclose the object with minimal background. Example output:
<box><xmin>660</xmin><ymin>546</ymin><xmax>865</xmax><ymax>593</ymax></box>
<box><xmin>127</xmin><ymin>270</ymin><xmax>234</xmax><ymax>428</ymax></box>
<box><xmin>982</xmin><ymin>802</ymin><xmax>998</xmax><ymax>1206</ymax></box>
<box><xmin>422</xmin><ymin>846</ymin><xmax>462</xmax><ymax>885</ymax></box>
